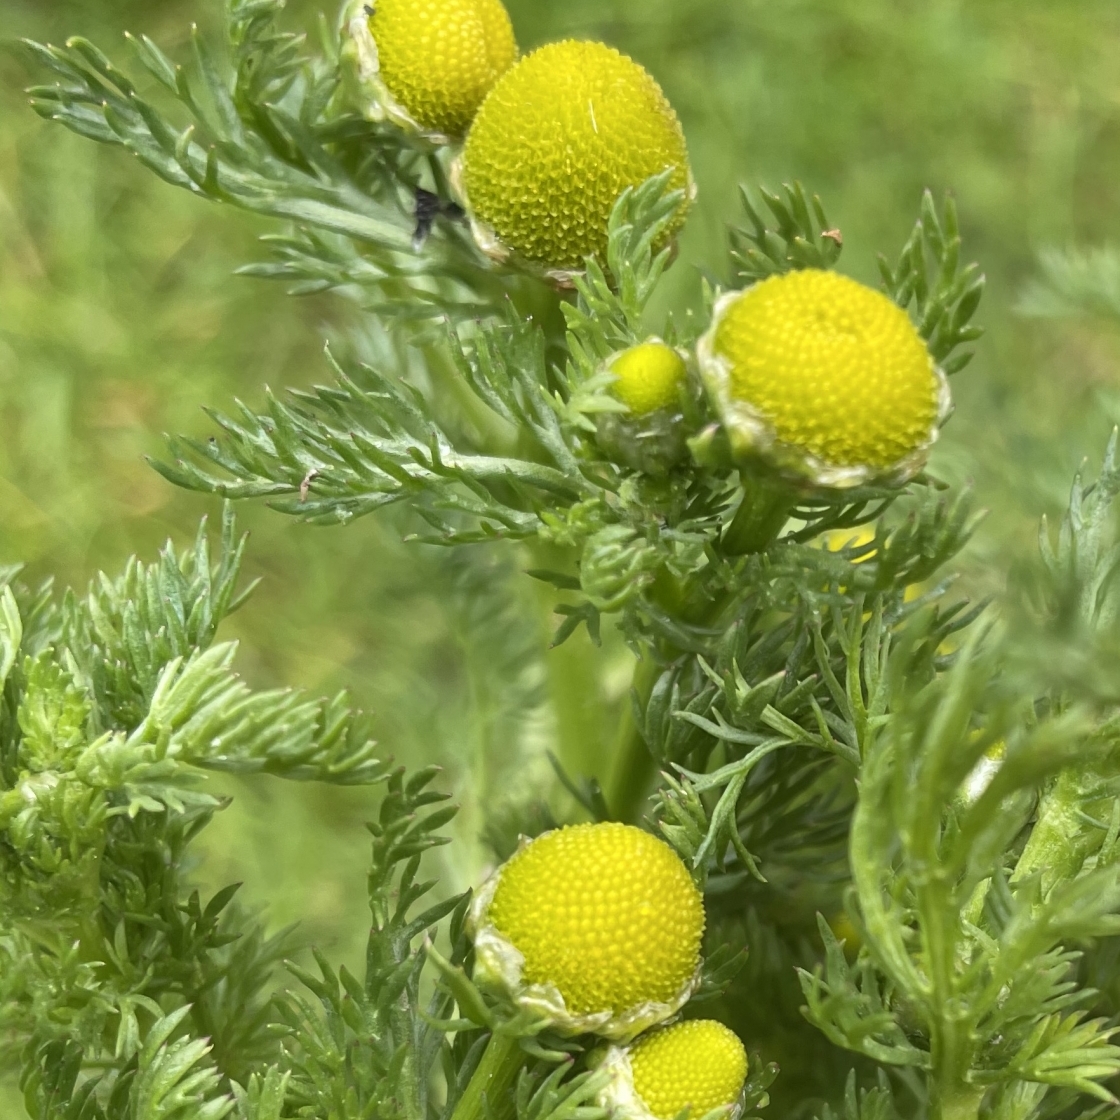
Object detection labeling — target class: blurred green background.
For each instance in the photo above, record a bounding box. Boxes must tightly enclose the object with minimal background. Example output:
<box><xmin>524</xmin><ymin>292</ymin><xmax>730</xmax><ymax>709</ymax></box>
<box><xmin>3</xmin><ymin>0</ymin><xmax>1120</xmax><ymax>1110</ymax></box>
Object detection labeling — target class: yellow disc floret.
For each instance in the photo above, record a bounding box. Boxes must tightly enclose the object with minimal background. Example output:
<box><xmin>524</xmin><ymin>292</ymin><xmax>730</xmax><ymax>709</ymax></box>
<box><xmin>610</xmin><ymin>343</ymin><xmax>687</xmax><ymax>416</ymax></box>
<box><xmin>461</xmin><ymin>40</ymin><xmax>692</xmax><ymax>273</ymax></box>
<box><xmin>628</xmin><ymin>1021</ymin><xmax>749</xmax><ymax>1120</ymax></box>
<box><xmin>360</xmin><ymin>0</ymin><xmax>516</xmax><ymax>136</ymax></box>
<box><xmin>700</xmin><ymin>269</ymin><xmax>943</xmax><ymax>484</ymax></box>
<box><xmin>485</xmin><ymin>823</ymin><xmax>704</xmax><ymax>1019</ymax></box>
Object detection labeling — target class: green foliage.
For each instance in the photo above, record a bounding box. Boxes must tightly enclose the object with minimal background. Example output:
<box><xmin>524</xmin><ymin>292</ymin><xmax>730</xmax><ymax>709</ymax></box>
<box><xmin>729</xmin><ymin>183</ymin><xmax>844</xmax><ymax>284</ymax></box>
<box><xmin>276</xmin><ymin>768</ymin><xmax>462</xmax><ymax>1119</ymax></box>
<box><xmin>796</xmin><ymin>451</ymin><xmax>1120</xmax><ymax>1120</ymax></box>
<box><xmin>9</xmin><ymin>3</ymin><xmax>1120</xmax><ymax>1120</ymax></box>
<box><xmin>19</xmin><ymin>0</ymin><xmax>500</xmax><ymax>325</ymax></box>
<box><xmin>816</xmin><ymin>1072</ymin><xmax>901</xmax><ymax>1120</ymax></box>
<box><xmin>149</xmin><ymin>178</ymin><xmax>982</xmax><ymax>688</ymax></box>
<box><xmin>1038</xmin><ymin>428</ymin><xmax>1120</xmax><ymax>634</ymax></box>
<box><xmin>0</xmin><ymin>512</ymin><xmax>501</xmax><ymax>1120</ymax></box>
<box><xmin>878</xmin><ymin>192</ymin><xmax>985</xmax><ymax>374</ymax></box>
<box><xmin>1020</xmin><ymin>249</ymin><xmax>1120</xmax><ymax>324</ymax></box>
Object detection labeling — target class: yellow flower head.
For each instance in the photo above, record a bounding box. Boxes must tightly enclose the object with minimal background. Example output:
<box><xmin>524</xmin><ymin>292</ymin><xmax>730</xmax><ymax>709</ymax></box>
<box><xmin>598</xmin><ymin>1020</ymin><xmax>749</xmax><ymax>1120</ymax></box>
<box><xmin>469</xmin><ymin>822</ymin><xmax>705</xmax><ymax>1039</ymax></box>
<box><xmin>459</xmin><ymin>40</ymin><xmax>693</xmax><ymax>278</ymax></box>
<box><xmin>610</xmin><ymin>343</ymin><xmax>688</xmax><ymax>417</ymax></box>
<box><xmin>342</xmin><ymin>0</ymin><xmax>516</xmax><ymax>139</ymax></box>
<box><xmin>697</xmin><ymin>269</ymin><xmax>948</xmax><ymax>488</ymax></box>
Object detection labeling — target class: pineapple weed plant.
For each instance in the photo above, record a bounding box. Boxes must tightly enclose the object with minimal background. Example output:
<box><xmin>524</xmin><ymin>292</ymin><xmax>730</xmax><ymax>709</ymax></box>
<box><xmin>8</xmin><ymin>2</ymin><xmax>1120</xmax><ymax>1120</ymax></box>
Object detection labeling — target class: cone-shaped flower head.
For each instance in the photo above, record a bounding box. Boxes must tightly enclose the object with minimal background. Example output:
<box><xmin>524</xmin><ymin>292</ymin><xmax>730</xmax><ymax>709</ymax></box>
<box><xmin>697</xmin><ymin>269</ymin><xmax>949</xmax><ymax>488</ymax></box>
<box><xmin>342</xmin><ymin>0</ymin><xmax>516</xmax><ymax>140</ymax></box>
<box><xmin>598</xmin><ymin>1020</ymin><xmax>749</xmax><ymax>1120</ymax></box>
<box><xmin>469</xmin><ymin>822</ymin><xmax>705</xmax><ymax>1038</ymax></box>
<box><xmin>459</xmin><ymin>40</ymin><xmax>693</xmax><ymax>278</ymax></box>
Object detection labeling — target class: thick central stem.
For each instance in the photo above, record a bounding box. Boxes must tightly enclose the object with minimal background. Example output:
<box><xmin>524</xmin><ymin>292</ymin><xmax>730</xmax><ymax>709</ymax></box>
<box><xmin>722</xmin><ymin>473</ymin><xmax>796</xmax><ymax>557</ymax></box>
<box><xmin>933</xmin><ymin>1083</ymin><xmax>985</xmax><ymax>1120</ymax></box>
<box><xmin>449</xmin><ymin>1031</ymin><xmax>525</xmax><ymax>1120</ymax></box>
<box><xmin>929</xmin><ymin>1002</ymin><xmax>984</xmax><ymax>1120</ymax></box>
<box><xmin>528</xmin><ymin>542</ymin><xmax>613</xmax><ymax>789</ymax></box>
<box><xmin>603</xmin><ymin>476</ymin><xmax>794</xmax><ymax>823</ymax></box>
<box><xmin>604</xmin><ymin>655</ymin><xmax>662</xmax><ymax>823</ymax></box>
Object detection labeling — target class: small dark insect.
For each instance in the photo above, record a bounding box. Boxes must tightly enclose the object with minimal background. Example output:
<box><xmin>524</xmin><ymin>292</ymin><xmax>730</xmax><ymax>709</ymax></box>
<box><xmin>364</xmin><ymin>4</ymin><xmax>375</xmax><ymax>16</ymax></box>
<box><xmin>413</xmin><ymin>188</ymin><xmax>466</xmax><ymax>250</ymax></box>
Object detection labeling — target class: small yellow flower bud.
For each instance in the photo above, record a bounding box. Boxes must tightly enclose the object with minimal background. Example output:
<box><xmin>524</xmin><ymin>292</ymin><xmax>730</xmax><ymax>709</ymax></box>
<box><xmin>458</xmin><ymin>40</ymin><xmax>693</xmax><ymax>280</ymax></box>
<box><xmin>697</xmin><ymin>269</ymin><xmax>949</xmax><ymax>488</ymax></box>
<box><xmin>341</xmin><ymin>0</ymin><xmax>517</xmax><ymax>140</ymax></box>
<box><xmin>596</xmin><ymin>341</ymin><xmax>691</xmax><ymax>473</ymax></box>
<box><xmin>610</xmin><ymin>343</ymin><xmax>688</xmax><ymax>417</ymax></box>
<box><xmin>469</xmin><ymin>822</ymin><xmax>705</xmax><ymax>1039</ymax></box>
<box><xmin>598</xmin><ymin>1020</ymin><xmax>749</xmax><ymax>1120</ymax></box>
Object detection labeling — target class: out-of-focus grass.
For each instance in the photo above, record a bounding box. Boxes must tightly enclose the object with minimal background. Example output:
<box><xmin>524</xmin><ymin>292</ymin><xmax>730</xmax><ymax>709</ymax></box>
<box><xmin>3</xmin><ymin>0</ymin><xmax>1120</xmax><ymax>1111</ymax></box>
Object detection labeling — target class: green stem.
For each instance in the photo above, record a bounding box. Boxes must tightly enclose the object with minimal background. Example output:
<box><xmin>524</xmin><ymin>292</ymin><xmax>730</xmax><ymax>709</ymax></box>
<box><xmin>928</xmin><ymin>967</ymin><xmax>984</xmax><ymax>1120</ymax></box>
<box><xmin>722</xmin><ymin>473</ymin><xmax>796</xmax><ymax>556</ymax></box>
<box><xmin>602</xmin><ymin>476</ymin><xmax>795</xmax><ymax>823</ymax></box>
<box><xmin>543</xmin><ymin>612</ymin><xmax>612</xmax><ymax>786</ymax></box>
<box><xmin>527</xmin><ymin>542</ymin><xmax>613</xmax><ymax>788</ymax></box>
<box><xmin>933</xmin><ymin>1083</ymin><xmax>985</xmax><ymax>1120</ymax></box>
<box><xmin>534</xmin><ymin>473</ymin><xmax>792</xmax><ymax>823</ymax></box>
<box><xmin>605</xmin><ymin>656</ymin><xmax>662</xmax><ymax>823</ymax></box>
<box><xmin>449</xmin><ymin>1032</ymin><xmax>526</xmax><ymax>1120</ymax></box>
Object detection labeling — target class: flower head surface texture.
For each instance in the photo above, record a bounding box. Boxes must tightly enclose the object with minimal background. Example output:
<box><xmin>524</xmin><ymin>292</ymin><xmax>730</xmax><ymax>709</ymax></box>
<box><xmin>461</xmin><ymin>40</ymin><xmax>691</xmax><ymax>272</ymax></box>
<box><xmin>628</xmin><ymin>1020</ymin><xmax>749</xmax><ymax>1120</ymax></box>
<box><xmin>610</xmin><ymin>343</ymin><xmax>687</xmax><ymax>416</ymax></box>
<box><xmin>486</xmin><ymin>822</ymin><xmax>704</xmax><ymax>1016</ymax></box>
<box><xmin>367</xmin><ymin>0</ymin><xmax>516</xmax><ymax>136</ymax></box>
<box><xmin>703</xmin><ymin>269</ymin><xmax>942</xmax><ymax>482</ymax></box>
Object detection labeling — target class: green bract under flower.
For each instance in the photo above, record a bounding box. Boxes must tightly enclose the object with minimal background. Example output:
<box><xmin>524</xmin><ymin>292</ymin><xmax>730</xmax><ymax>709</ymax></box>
<box><xmin>341</xmin><ymin>0</ymin><xmax>517</xmax><ymax>141</ymax></box>
<box><xmin>457</xmin><ymin>40</ymin><xmax>693</xmax><ymax>281</ymax></box>
<box><xmin>697</xmin><ymin>269</ymin><xmax>949</xmax><ymax>488</ymax></box>
<box><xmin>469</xmin><ymin>822</ymin><xmax>705</xmax><ymax>1039</ymax></box>
<box><xmin>598</xmin><ymin>1020</ymin><xmax>749</xmax><ymax>1120</ymax></box>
